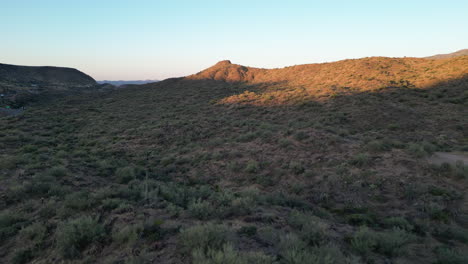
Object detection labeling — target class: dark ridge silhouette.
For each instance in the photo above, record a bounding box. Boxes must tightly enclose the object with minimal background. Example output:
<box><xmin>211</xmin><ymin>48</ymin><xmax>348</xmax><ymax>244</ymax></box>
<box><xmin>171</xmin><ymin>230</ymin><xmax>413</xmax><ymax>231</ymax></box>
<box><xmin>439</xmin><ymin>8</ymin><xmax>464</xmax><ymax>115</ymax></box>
<box><xmin>0</xmin><ymin>63</ymin><xmax>96</xmax><ymax>86</ymax></box>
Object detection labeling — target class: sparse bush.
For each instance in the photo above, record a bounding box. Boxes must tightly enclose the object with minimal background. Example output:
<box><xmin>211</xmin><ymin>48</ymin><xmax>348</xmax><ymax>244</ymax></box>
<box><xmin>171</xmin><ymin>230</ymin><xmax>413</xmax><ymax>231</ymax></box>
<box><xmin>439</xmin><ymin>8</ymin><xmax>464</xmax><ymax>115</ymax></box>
<box><xmin>245</xmin><ymin>160</ymin><xmax>260</xmax><ymax>173</ymax></box>
<box><xmin>0</xmin><ymin>211</ymin><xmax>25</xmax><ymax>240</ymax></box>
<box><xmin>12</xmin><ymin>248</ymin><xmax>34</xmax><ymax>264</ymax></box>
<box><xmin>434</xmin><ymin>247</ymin><xmax>468</xmax><ymax>264</ymax></box>
<box><xmin>179</xmin><ymin>223</ymin><xmax>233</xmax><ymax>254</ymax></box>
<box><xmin>382</xmin><ymin>217</ymin><xmax>413</xmax><ymax>231</ymax></box>
<box><xmin>192</xmin><ymin>243</ymin><xmax>276</xmax><ymax>264</ymax></box>
<box><xmin>113</xmin><ymin>224</ymin><xmax>141</xmax><ymax>245</ymax></box>
<box><xmin>350</xmin><ymin>226</ymin><xmax>414</xmax><ymax>257</ymax></box>
<box><xmin>188</xmin><ymin>198</ymin><xmax>214</xmax><ymax>220</ymax></box>
<box><xmin>115</xmin><ymin>166</ymin><xmax>137</xmax><ymax>184</ymax></box>
<box><xmin>56</xmin><ymin>216</ymin><xmax>105</xmax><ymax>259</ymax></box>
<box><xmin>47</xmin><ymin>165</ymin><xmax>68</xmax><ymax>178</ymax></box>
<box><xmin>349</xmin><ymin>154</ymin><xmax>370</xmax><ymax>167</ymax></box>
<box><xmin>350</xmin><ymin>227</ymin><xmax>377</xmax><ymax>256</ymax></box>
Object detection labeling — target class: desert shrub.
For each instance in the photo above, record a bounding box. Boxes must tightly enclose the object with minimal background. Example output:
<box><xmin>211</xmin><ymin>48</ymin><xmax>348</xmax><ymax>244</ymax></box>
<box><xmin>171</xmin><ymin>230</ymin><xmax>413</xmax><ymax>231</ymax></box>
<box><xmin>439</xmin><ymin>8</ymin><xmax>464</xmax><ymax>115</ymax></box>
<box><xmin>294</xmin><ymin>131</ymin><xmax>309</xmax><ymax>141</ymax></box>
<box><xmin>350</xmin><ymin>227</ymin><xmax>377</xmax><ymax>256</ymax></box>
<box><xmin>238</xmin><ymin>226</ymin><xmax>257</xmax><ymax>237</ymax></box>
<box><xmin>228</xmin><ymin>196</ymin><xmax>254</xmax><ymax>216</ymax></box>
<box><xmin>101</xmin><ymin>198</ymin><xmax>123</xmax><ymax>211</ymax></box>
<box><xmin>46</xmin><ymin>166</ymin><xmax>68</xmax><ymax>178</ymax></box>
<box><xmin>19</xmin><ymin>222</ymin><xmax>47</xmax><ymax>245</ymax></box>
<box><xmin>279</xmin><ymin>234</ymin><xmax>353</xmax><ymax>264</ymax></box>
<box><xmin>366</xmin><ymin>139</ymin><xmax>392</xmax><ymax>152</ymax></box>
<box><xmin>432</xmin><ymin>225</ymin><xmax>468</xmax><ymax>244</ymax></box>
<box><xmin>381</xmin><ymin>217</ymin><xmax>413</xmax><ymax>231</ymax></box>
<box><xmin>376</xmin><ymin>228</ymin><xmax>415</xmax><ymax>256</ymax></box>
<box><xmin>0</xmin><ymin>155</ymin><xmax>19</xmax><ymax>170</ymax></box>
<box><xmin>141</xmin><ymin>219</ymin><xmax>165</xmax><ymax>242</ymax></box>
<box><xmin>346</xmin><ymin>213</ymin><xmax>376</xmax><ymax>226</ymax></box>
<box><xmin>245</xmin><ymin>160</ymin><xmax>260</xmax><ymax>173</ymax></box>
<box><xmin>188</xmin><ymin>198</ymin><xmax>214</xmax><ymax>220</ymax></box>
<box><xmin>257</xmin><ymin>226</ymin><xmax>282</xmax><ymax>246</ymax></box>
<box><xmin>349</xmin><ymin>154</ymin><xmax>370</xmax><ymax>167</ymax></box>
<box><xmin>0</xmin><ymin>210</ymin><xmax>25</xmax><ymax>240</ymax></box>
<box><xmin>407</xmin><ymin>142</ymin><xmax>436</xmax><ymax>158</ymax></box>
<box><xmin>192</xmin><ymin>243</ymin><xmax>276</xmax><ymax>264</ymax></box>
<box><xmin>12</xmin><ymin>248</ymin><xmax>34</xmax><ymax>264</ymax></box>
<box><xmin>179</xmin><ymin>223</ymin><xmax>233</xmax><ymax>254</ymax></box>
<box><xmin>56</xmin><ymin>216</ymin><xmax>105</xmax><ymax>259</ymax></box>
<box><xmin>350</xmin><ymin>227</ymin><xmax>414</xmax><ymax>257</ymax></box>
<box><xmin>115</xmin><ymin>166</ymin><xmax>137</xmax><ymax>184</ymax></box>
<box><xmin>434</xmin><ymin>247</ymin><xmax>468</xmax><ymax>264</ymax></box>
<box><xmin>64</xmin><ymin>191</ymin><xmax>96</xmax><ymax>211</ymax></box>
<box><xmin>113</xmin><ymin>224</ymin><xmax>141</xmax><ymax>245</ymax></box>
<box><xmin>288</xmin><ymin>210</ymin><xmax>328</xmax><ymax>246</ymax></box>
<box><xmin>289</xmin><ymin>161</ymin><xmax>305</xmax><ymax>175</ymax></box>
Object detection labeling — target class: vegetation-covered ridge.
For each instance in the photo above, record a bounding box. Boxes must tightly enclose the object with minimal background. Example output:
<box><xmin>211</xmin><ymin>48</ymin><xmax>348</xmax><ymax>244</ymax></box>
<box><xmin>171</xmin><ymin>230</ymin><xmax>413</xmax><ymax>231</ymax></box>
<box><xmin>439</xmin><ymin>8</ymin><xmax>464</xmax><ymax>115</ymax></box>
<box><xmin>187</xmin><ymin>56</ymin><xmax>468</xmax><ymax>105</ymax></box>
<box><xmin>0</xmin><ymin>56</ymin><xmax>467</xmax><ymax>263</ymax></box>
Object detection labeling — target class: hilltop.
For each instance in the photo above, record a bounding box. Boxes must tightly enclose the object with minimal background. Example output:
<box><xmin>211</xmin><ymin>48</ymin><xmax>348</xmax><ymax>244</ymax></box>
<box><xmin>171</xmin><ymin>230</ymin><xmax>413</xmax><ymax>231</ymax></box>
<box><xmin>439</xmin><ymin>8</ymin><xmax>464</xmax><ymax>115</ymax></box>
<box><xmin>0</xmin><ymin>56</ymin><xmax>467</xmax><ymax>263</ymax></box>
<box><xmin>187</xmin><ymin>56</ymin><xmax>468</xmax><ymax>105</ymax></box>
<box><xmin>0</xmin><ymin>63</ymin><xmax>97</xmax><ymax>107</ymax></box>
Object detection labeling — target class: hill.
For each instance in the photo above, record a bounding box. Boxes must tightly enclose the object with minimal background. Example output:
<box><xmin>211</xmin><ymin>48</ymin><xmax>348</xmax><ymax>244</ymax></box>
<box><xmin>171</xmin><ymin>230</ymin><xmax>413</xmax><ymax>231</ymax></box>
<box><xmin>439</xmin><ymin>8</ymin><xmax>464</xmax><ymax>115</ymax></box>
<box><xmin>0</xmin><ymin>63</ymin><xmax>97</xmax><ymax>107</ymax></box>
<box><xmin>188</xmin><ymin>56</ymin><xmax>468</xmax><ymax>105</ymax></box>
<box><xmin>0</xmin><ymin>56</ymin><xmax>467</xmax><ymax>263</ymax></box>
<box><xmin>425</xmin><ymin>49</ymin><xmax>468</xmax><ymax>59</ymax></box>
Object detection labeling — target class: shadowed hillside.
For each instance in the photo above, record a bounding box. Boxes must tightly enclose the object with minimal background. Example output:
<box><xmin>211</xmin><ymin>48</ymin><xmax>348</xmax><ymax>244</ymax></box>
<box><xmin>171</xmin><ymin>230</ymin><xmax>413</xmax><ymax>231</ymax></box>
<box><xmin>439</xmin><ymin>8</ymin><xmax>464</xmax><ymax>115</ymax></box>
<box><xmin>0</xmin><ymin>57</ymin><xmax>467</xmax><ymax>263</ymax></box>
<box><xmin>0</xmin><ymin>63</ymin><xmax>97</xmax><ymax>107</ymax></box>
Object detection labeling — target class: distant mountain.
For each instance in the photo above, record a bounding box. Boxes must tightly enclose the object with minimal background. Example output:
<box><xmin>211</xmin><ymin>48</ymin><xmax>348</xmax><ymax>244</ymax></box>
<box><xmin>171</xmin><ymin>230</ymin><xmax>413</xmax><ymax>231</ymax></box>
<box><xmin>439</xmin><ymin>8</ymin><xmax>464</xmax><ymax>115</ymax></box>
<box><xmin>97</xmin><ymin>80</ymin><xmax>159</xmax><ymax>86</ymax></box>
<box><xmin>0</xmin><ymin>63</ymin><xmax>97</xmax><ymax>107</ymax></box>
<box><xmin>425</xmin><ymin>49</ymin><xmax>468</xmax><ymax>59</ymax></box>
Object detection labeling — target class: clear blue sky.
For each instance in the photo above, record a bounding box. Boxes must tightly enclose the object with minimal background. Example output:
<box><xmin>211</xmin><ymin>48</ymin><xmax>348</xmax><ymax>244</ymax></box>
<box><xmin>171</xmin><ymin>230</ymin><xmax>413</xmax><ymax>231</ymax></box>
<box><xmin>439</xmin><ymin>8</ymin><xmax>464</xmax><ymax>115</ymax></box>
<box><xmin>1</xmin><ymin>0</ymin><xmax>467</xmax><ymax>80</ymax></box>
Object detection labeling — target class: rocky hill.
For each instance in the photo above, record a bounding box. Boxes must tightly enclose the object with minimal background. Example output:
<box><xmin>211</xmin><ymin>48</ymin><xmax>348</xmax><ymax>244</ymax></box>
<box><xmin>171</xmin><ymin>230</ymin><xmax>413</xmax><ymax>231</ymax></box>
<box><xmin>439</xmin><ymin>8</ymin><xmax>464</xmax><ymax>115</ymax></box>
<box><xmin>0</xmin><ymin>63</ymin><xmax>97</xmax><ymax>107</ymax></box>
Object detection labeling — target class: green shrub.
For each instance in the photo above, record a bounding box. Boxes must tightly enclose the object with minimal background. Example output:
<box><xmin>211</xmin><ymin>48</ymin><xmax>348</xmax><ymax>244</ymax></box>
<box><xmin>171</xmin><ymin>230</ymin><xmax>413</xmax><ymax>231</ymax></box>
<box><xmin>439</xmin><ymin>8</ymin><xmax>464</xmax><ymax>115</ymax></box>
<box><xmin>192</xmin><ymin>243</ymin><xmax>276</xmax><ymax>264</ymax></box>
<box><xmin>0</xmin><ymin>211</ymin><xmax>25</xmax><ymax>240</ymax></box>
<box><xmin>188</xmin><ymin>199</ymin><xmax>214</xmax><ymax>220</ymax></box>
<box><xmin>179</xmin><ymin>223</ymin><xmax>233</xmax><ymax>254</ymax></box>
<box><xmin>350</xmin><ymin>227</ymin><xmax>377</xmax><ymax>256</ymax></box>
<box><xmin>113</xmin><ymin>224</ymin><xmax>141</xmax><ymax>245</ymax></box>
<box><xmin>245</xmin><ymin>160</ymin><xmax>260</xmax><ymax>173</ymax></box>
<box><xmin>56</xmin><ymin>216</ymin><xmax>105</xmax><ymax>259</ymax></box>
<box><xmin>349</xmin><ymin>154</ymin><xmax>370</xmax><ymax>167</ymax></box>
<box><xmin>434</xmin><ymin>247</ymin><xmax>468</xmax><ymax>264</ymax></box>
<box><xmin>376</xmin><ymin>228</ymin><xmax>415</xmax><ymax>256</ymax></box>
<box><xmin>381</xmin><ymin>217</ymin><xmax>413</xmax><ymax>231</ymax></box>
<box><xmin>350</xmin><ymin>227</ymin><xmax>414</xmax><ymax>257</ymax></box>
<box><xmin>288</xmin><ymin>210</ymin><xmax>328</xmax><ymax>246</ymax></box>
<box><xmin>19</xmin><ymin>222</ymin><xmax>47</xmax><ymax>245</ymax></box>
<box><xmin>47</xmin><ymin>166</ymin><xmax>68</xmax><ymax>178</ymax></box>
<box><xmin>238</xmin><ymin>226</ymin><xmax>257</xmax><ymax>237</ymax></box>
<box><xmin>115</xmin><ymin>166</ymin><xmax>137</xmax><ymax>184</ymax></box>
<box><xmin>12</xmin><ymin>248</ymin><xmax>34</xmax><ymax>264</ymax></box>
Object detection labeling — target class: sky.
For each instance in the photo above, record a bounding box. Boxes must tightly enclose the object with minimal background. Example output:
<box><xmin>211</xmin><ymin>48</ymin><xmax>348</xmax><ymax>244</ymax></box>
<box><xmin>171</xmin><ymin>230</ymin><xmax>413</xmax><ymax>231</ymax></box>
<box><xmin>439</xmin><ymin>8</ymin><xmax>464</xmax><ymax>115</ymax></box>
<box><xmin>1</xmin><ymin>0</ymin><xmax>467</xmax><ymax>80</ymax></box>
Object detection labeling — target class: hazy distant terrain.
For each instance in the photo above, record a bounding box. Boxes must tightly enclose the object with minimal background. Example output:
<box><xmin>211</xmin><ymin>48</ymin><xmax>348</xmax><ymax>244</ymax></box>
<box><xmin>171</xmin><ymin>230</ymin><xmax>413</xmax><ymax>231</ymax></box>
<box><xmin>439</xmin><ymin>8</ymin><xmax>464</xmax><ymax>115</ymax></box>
<box><xmin>97</xmin><ymin>80</ymin><xmax>159</xmax><ymax>86</ymax></box>
<box><xmin>0</xmin><ymin>54</ymin><xmax>467</xmax><ymax>263</ymax></box>
<box><xmin>424</xmin><ymin>49</ymin><xmax>468</xmax><ymax>59</ymax></box>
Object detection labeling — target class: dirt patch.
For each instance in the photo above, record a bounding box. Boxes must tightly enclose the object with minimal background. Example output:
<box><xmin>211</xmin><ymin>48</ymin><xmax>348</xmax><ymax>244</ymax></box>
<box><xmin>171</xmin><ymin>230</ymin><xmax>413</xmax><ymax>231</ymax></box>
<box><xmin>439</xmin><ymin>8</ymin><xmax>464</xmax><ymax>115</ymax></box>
<box><xmin>427</xmin><ymin>152</ymin><xmax>468</xmax><ymax>165</ymax></box>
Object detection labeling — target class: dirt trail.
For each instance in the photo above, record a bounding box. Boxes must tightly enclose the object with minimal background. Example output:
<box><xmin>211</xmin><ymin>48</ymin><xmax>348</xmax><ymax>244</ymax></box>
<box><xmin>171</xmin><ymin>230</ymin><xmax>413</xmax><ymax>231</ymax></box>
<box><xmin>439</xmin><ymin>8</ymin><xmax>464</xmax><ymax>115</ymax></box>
<box><xmin>427</xmin><ymin>152</ymin><xmax>468</xmax><ymax>165</ymax></box>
